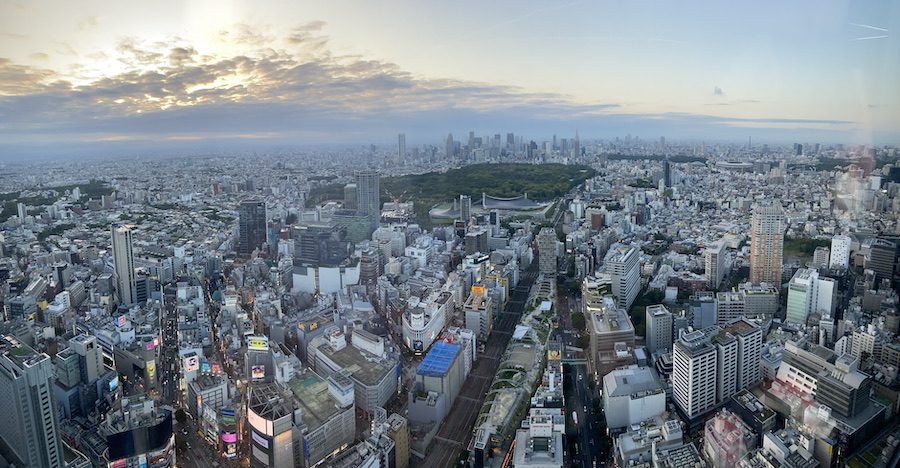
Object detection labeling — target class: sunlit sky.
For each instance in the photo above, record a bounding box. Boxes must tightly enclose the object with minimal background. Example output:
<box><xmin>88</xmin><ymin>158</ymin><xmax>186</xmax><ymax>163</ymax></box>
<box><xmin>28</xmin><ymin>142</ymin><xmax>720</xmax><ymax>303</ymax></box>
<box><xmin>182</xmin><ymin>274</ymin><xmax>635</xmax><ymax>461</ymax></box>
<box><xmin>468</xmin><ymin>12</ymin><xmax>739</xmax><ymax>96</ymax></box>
<box><xmin>1</xmin><ymin>0</ymin><xmax>898</xmax><ymax>156</ymax></box>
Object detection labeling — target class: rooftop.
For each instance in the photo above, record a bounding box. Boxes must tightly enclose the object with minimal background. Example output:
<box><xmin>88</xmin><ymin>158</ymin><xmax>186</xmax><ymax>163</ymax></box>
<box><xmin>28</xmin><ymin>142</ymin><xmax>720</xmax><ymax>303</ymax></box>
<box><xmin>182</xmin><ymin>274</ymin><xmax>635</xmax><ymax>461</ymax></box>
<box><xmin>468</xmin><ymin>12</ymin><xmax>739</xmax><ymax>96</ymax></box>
<box><xmin>286</xmin><ymin>370</ymin><xmax>342</xmax><ymax>432</ymax></box>
<box><xmin>417</xmin><ymin>341</ymin><xmax>460</xmax><ymax>377</ymax></box>
<box><xmin>319</xmin><ymin>342</ymin><xmax>396</xmax><ymax>386</ymax></box>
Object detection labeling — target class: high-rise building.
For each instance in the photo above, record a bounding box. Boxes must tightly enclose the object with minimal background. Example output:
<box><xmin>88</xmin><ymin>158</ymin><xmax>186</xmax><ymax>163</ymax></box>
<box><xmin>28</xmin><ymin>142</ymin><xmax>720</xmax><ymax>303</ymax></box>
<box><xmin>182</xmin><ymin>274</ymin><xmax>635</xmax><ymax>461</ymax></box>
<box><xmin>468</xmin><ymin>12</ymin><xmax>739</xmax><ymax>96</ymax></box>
<box><xmin>646</xmin><ymin>304</ymin><xmax>673</xmax><ymax>355</ymax></box>
<box><xmin>829</xmin><ymin>234</ymin><xmax>851</xmax><ymax>269</ymax></box>
<box><xmin>0</xmin><ymin>335</ymin><xmax>64</xmax><ymax>468</ymax></box>
<box><xmin>785</xmin><ymin>269</ymin><xmax>815</xmax><ymax>326</ymax></box>
<box><xmin>69</xmin><ymin>333</ymin><xmax>103</xmax><ymax>385</ymax></box>
<box><xmin>673</xmin><ymin>330</ymin><xmax>717</xmax><ymax>419</ymax></box>
<box><xmin>662</xmin><ymin>157</ymin><xmax>672</xmax><ymax>188</ymax></box>
<box><xmin>445</xmin><ymin>133</ymin><xmax>454</xmax><ymax>158</ymax></box>
<box><xmin>238</xmin><ymin>199</ymin><xmax>267</xmax><ymax>257</ymax></box>
<box><xmin>343</xmin><ymin>183</ymin><xmax>357</xmax><ymax>210</ymax></box>
<box><xmin>111</xmin><ymin>224</ymin><xmax>136</xmax><ymax>305</ymax></box>
<box><xmin>537</xmin><ymin>227</ymin><xmax>558</xmax><ymax>275</ymax></box>
<box><xmin>785</xmin><ymin>268</ymin><xmax>835</xmax><ymax>325</ymax></box>
<box><xmin>397</xmin><ymin>133</ymin><xmax>406</xmax><ymax>163</ymax></box>
<box><xmin>749</xmin><ymin>202</ymin><xmax>784</xmax><ymax>285</ymax></box>
<box><xmin>459</xmin><ymin>194</ymin><xmax>472</xmax><ymax>222</ymax></box>
<box><xmin>16</xmin><ymin>202</ymin><xmax>26</xmax><ymax>221</ymax></box>
<box><xmin>356</xmin><ymin>171</ymin><xmax>380</xmax><ymax>230</ymax></box>
<box><xmin>723</xmin><ymin>319</ymin><xmax>763</xmax><ymax>391</ymax></box>
<box><xmin>607</xmin><ymin>245</ymin><xmax>640</xmax><ymax>311</ymax></box>
<box><xmin>868</xmin><ymin>238</ymin><xmax>898</xmax><ymax>284</ymax></box>
<box><xmin>715</xmin><ymin>292</ymin><xmax>744</xmax><ymax>326</ymax></box>
<box><xmin>506</xmin><ymin>133</ymin><xmax>514</xmax><ymax>149</ymax></box>
<box><xmin>704</xmin><ymin>240</ymin><xmax>726</xmax><ymax>289</ymax></box>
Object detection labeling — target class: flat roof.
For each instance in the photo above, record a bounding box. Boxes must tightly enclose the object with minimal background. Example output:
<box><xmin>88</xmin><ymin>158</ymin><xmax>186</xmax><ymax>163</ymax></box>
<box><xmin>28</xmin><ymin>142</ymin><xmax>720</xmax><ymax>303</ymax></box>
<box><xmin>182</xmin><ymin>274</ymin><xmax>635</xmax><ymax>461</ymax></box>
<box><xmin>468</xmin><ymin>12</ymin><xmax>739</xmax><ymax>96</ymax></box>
<box><xmin>417</xmin><ymin>342</ymin><xmax>460</xmax><ymax>377</ymax></box>
<box><xmin>286</xmin><ymin>371</ymin><xmax>341</xmax><ymax>432</ymax></box>
<box><xmin>320</xmin><ymin>344</ymin><xmax>395</xmax><ymax>386</ymax></box>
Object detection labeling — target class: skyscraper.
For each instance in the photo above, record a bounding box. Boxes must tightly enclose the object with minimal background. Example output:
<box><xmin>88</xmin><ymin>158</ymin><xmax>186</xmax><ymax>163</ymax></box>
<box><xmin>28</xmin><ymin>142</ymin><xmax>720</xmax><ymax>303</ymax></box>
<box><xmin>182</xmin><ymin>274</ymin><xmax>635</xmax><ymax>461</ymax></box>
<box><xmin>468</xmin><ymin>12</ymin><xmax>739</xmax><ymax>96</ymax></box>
<box><xmin>398</xmin><ymin>133</ymin><xmax>406</xmax><ymax>164</ymax></box>
<box><xmin>238</xmin><ymin>200</ymin><xmax>267</xmax><ymax>257</ymax></box>
<box><xmin>662</xmin><ymin>157</ymin><xmax>672</xmax><ymax>188</ymax></box>
<box><xmin>459</xmin><ymin>194</ymin><xmax>472</xmax><ymax>223</ymax></box>
<box><xmin>356</xmin><ymin>171</ymin><xmax>381</xmax><ymax>230</ymax></box>
<box><xmin>537</xmin><ymin>227</ymin><xmax>557</xmax><ymax>275</ymax></box>
<box><xmin>445</xmin><ymin>133</ymin><xmax>454</xmax><ymax>159</ymax></box>
<box><xmin>0</xmin><ymin>335</ymin><xmax>64</xmax><ymax>468</ymax></box>
<box><xmin>573</xmin><ymin>129</ymin><xmax>581</xmax><ymax>157</ymax></box>
<box><xmin>111</xmin><ymin>224</ymin><xmax>136</xmax><ymax>305</ymax></box>
<box><xmin>704</xmin><ymin>240</ymin><xmax>726</xmax><ymax>289</ymax></box>
<box><xmin>749</xmin><ymin>202</ymin><xmax>784</xmax><ymax>285</ymax></box>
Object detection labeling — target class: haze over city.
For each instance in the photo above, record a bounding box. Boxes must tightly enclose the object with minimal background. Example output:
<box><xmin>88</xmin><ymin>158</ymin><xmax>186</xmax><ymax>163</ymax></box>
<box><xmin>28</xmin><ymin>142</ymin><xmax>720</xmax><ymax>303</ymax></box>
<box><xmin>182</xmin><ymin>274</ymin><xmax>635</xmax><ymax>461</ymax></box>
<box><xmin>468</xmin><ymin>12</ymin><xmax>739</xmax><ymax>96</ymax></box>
<box><xmin>1</xmin><ymin>3</ymin><xmax>900</xmax><ymax>468</ymax></box>
<box><xmin>1</xmin><ymin>0</ymin><xmax>899</xmax><ymax>157</ymax></box>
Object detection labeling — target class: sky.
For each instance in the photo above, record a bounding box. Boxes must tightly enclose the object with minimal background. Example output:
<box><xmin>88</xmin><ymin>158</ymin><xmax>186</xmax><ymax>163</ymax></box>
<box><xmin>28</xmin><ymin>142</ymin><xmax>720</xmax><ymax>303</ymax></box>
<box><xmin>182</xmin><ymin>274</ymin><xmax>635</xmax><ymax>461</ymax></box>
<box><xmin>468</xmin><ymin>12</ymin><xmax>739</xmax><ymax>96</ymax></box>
<box><xmin>1</xmin><ymin>0</ymin><xmax>898</xmax><ymax>157</ymax></box>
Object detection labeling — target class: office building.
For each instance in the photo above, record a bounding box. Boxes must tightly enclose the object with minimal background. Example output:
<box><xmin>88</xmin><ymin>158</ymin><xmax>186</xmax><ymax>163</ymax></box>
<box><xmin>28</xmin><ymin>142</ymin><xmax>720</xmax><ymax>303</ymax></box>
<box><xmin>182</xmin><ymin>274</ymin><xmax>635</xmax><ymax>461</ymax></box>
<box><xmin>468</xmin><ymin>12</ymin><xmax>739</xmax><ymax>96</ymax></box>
<box><xmin>459</xmin><ymin>194</ymin><xmax>472</xmax><ymax>222</ymax></box>
<box><xmin>602</xmin><ymin>365</ymin><xmax>666</xmax><ymax>430</ymax></box>
<box><xmin>829</xmin><ymin>235</ymin><xmax>851</xmax><ymax>270</ymax></box>
<box><xmin>586</xmin><ymin>293</ymin><xmax>635</xmax><ymax>378</ymax></box>
<box><xmin>398</xmin><ymin>133</ymin><xmax>406</xmax><ymax>163</ymax></box>
<box><xmin>238</xmin><ymin>199</ymin><xmax>267</xmax><ymax>257</ymax></box>
<box><xmin>607</xmin><ymin>244</ymin><xmax>640</xmax><ymax>311</ymax></box>
<box><xmin>786</xmin><ymin>269</ymin><xmax>835</xmax><ymax>326</ymax></box>
<box><xmin>673</xmin><ymin>330</ymin><xmax>717</xmax><ymax>419</ymax></box>
<box><xmin>749</xmin><ymin>202</ymin><xmax>784</xmax><ymax>285</ymax></box>
<box><xmin>537</xmin><ymin>227</ymin><xmax>558</xmax><ymax>275</ymax></box>
<box><xmin>738</xmin><ymin>282</ymin><xmax>779</xmax><ymax>320</ymax></box>
<box><xmin>356</xmin><ymin>171</ymin><xmax>381</xmax><ymax>231</ymax></box>
<box><xmin>70</xmin><ymin>334</ymin><xmax>104</xmax><ymax>385</ymax></box>
<box><xmin>868</xmin><ymin>238</ymin><xmax>898</xmax><ymax>284</ymax></box>
<box><xmin>408</xmin><ymin>341</ymin><xmax>467</xmax><ymax>427</ymax></box>
<box><xmin>723</xmin><ymin>319</ymin><xmax>763</xmax><ymax>390</ymax></box>
<box><xmin>286</xmin><ymin>370</ymin><xmax>356</xmax><ymax>467</ymax></box>
<box><xmin>646</xmin><ymin>304</ymin><xmax>673</xmax><ymax>355</ymax></box>
<box><xmin>705</xmin><ymin>240</ymin><xmax>727</xmax><ymax>289</ymax></box>
<box><xmin>464</xmin><ymin>286</ymin><xmax>494</xmax><ymax>341</ymax></box>
<box><xmin>111</xmin><ymin>224</ymin><xmax>136</xmax><ymax>305</ymax></box>
<box><xmin>0</xmin><ymin>335</ymin><xmax>63</xmax><ymax>468</ymax></box>
<box><xmin>715</xmin><ymin>291</ymin><xmax>745</xmax><ymax>326</ymax></box>
<box><xmin>689</xmin><ymin>293</ymin><xmax>717</xmax><ymax>329</ymax></box>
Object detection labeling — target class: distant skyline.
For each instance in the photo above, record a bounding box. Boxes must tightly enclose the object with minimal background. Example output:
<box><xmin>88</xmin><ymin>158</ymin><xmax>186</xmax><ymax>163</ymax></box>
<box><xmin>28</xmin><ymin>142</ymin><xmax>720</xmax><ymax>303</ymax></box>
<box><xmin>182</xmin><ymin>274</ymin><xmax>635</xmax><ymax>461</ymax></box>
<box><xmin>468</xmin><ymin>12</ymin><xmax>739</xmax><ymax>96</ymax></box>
<box><xmin>1</xmin><ymin>0</ymin><xmax>898</xmax><ymax>157</ymax></box>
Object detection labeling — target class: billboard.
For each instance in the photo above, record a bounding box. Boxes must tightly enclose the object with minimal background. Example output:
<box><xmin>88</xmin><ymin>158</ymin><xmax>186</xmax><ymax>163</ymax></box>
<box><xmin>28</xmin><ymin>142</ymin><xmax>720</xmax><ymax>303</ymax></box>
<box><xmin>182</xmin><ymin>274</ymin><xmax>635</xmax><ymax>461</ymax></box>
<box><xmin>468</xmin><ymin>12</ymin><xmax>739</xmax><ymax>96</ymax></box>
<box><xmin>247</xmin><ymin>336</ymin><xmax>269</xmax><ymax>351</ymax></box>
<box><xmin>222</xmin><ymin>432</ymin><xmax>237</xmax><ymax>444</ymax></box>
<box><xmin>251</xmin><ymin>365</ymin><xmax>265</xmax><ymax>380</ymax></box>
<box><xmin>183</xmin><ymin>355</ymin><xmax>199</xmax><ymax>373</ymax></box>
<box><xmin>251</xmin><ymin>430</ymin><xmax>269</xmax><ymax>448</ymax></box>
<box><xmin>200</xmin><ymin>360</ymin><xmax>211</xmax><ymax>374</ymax></box>
<box><xmin>109</xmin><ymin>375</ymin><xmax>119</xmax><ymax>392</ymax></box>
<box><xmin>146</xmin><ymin>360</ymin><xmax>156</xmax><ymax>380</ymax></box>
<box><xmin>115</xmin><ymin>315</ymin><xmax>127</xmax><ymax>327</ymax></box>
<box><xmin>211</xmin><ymin>362</ymin><xmax>222</xmax><ymax>374</ymax></box>
<box><xmin>247</xmin><ymin>408</ymin><xmax>273</xmax><ymax>436</ymax></box>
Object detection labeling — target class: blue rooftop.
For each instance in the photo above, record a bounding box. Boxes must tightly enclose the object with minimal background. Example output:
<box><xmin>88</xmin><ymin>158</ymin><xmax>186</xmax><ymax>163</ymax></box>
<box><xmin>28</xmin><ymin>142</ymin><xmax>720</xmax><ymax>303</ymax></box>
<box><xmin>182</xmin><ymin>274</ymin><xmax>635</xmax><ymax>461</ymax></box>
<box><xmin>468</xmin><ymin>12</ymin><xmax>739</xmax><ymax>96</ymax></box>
<box><xmin>416</xmin><ymin>341</ymin><xmax>460</xmax><ymax>377</ymax></box>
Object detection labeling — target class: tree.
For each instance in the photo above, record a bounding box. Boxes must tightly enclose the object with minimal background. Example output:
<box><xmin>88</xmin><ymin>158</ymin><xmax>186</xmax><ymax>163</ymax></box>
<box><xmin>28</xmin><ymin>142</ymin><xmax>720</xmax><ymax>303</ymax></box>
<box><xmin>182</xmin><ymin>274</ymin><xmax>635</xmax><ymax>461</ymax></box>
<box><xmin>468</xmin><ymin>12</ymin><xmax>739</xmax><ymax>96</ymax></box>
<box><xmin>175</xmin><ymin>408</ymin><xmax>187</xmax><ymax>424</ymax></box>
<box><xmin>576</xmin><ymin>335</ymin><xmax>590</xmax><ymax>349</ymax></box>
<box><xmin>571</xmin><ymin>312</ymin><xmax>586</xmax><ymax>331</ymax></box>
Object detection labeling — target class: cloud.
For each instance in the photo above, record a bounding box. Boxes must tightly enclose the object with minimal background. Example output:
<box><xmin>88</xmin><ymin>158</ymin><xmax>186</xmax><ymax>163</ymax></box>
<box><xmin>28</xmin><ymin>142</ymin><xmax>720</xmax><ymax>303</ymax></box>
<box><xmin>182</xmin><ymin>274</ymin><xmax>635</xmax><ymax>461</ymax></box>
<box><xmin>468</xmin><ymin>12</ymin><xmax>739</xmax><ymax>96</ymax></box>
<box><xmin>29</xmin><ymin>52</ymin><xmax>49</xmax><ymax>61</ymax></box>
<box><xmin>713</xmin><ymin>86</ymin><xmax>724</xmax><ymax>96</ymax></box>
<box><xmin>0</xmin><ymin>22</ymin><xmax>869</xmax><ymax>155</ymax></box>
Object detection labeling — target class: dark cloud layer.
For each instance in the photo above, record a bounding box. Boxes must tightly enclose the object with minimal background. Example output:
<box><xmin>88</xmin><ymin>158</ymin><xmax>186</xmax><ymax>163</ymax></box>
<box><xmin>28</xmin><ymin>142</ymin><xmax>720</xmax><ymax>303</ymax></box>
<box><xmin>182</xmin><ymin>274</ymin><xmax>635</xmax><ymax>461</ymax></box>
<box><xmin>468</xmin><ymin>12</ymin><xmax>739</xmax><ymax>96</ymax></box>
<box><xmin>0</xmin><ymin>22</ymin><xmax>868</xmax><ymax>158</ymax></box>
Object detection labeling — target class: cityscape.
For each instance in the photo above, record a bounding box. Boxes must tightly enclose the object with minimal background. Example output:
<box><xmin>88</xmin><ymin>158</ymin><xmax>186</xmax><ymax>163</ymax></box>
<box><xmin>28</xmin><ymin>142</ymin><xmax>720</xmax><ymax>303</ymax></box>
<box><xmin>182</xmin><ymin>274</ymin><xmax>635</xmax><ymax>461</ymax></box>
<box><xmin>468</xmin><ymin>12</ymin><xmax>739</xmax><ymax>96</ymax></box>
<box><xmin>1</xmin><ymin>2</ymin><xmax>900</xmax><ymax>468</ymax></box>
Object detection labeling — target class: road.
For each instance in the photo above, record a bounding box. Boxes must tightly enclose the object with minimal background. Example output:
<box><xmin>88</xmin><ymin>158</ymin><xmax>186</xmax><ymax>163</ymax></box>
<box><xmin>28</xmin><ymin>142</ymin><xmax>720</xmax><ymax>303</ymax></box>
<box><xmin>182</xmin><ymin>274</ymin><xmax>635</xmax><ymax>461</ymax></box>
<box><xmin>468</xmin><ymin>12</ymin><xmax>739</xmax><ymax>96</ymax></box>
<box><xmin>418</xmin><ymin>261</ymin><xmax>540</xmax><ymax>468</ymax></box>
<box><xmin>564</xmin><ymin>363</ymin><xmax>605</xmax><ymax>467</ymax></box>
